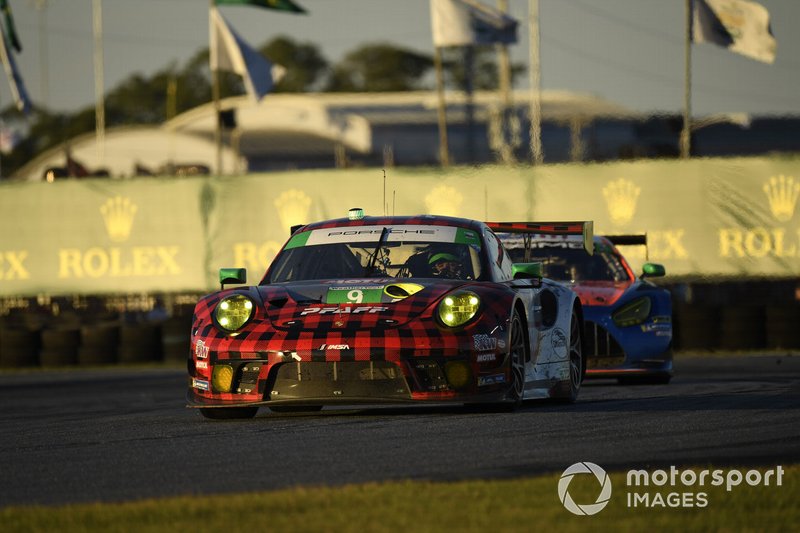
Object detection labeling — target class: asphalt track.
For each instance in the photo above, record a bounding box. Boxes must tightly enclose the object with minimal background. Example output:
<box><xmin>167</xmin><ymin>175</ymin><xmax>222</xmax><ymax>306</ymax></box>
<box><xmin>1</xmin><ymin>354</ymin><xmax>798</xmax><ymax>508</ymax></box>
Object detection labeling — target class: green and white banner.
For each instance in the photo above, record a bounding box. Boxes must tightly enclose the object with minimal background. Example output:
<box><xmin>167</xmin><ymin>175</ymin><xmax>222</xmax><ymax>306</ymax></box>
<box><xmin>0</xmin><ymin>156</ymin><xmax>797</xmax><ymax>296</ymax></box>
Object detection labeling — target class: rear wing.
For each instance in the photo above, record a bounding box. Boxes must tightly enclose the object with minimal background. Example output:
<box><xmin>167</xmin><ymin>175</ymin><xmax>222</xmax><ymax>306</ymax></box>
<box><xmin>606</xmin><ymin>234</ymin><xmax>648</xmax><ymax>260</ymax></box>
<box><xmin>486</xmin><ymin>221</ymin><xmax>594</xmax><ymax>256</ymax></box>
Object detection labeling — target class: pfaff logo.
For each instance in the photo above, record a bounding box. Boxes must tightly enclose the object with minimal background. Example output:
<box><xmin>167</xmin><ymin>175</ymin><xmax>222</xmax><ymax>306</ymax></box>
<box><xmin>300</xmin><ymin>306</ymin><xmax>388</xmax><ymax>316</ymax></box>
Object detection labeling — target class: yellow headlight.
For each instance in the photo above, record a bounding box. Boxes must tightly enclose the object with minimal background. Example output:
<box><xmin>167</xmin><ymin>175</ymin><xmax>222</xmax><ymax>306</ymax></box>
<box><xmin>212</xmin><ymin>364</ymin><xmax>234</xmax><ymax>393</ymax></box>
<box><xmin>445</xmin><ymin>361</ymin><xmax>472</xmax><ymax>389</ymax></box>
<box><xmin>437</xmin><ymin>290</ymin><xmax>481</xmax><ymax>327</ymax></box>
<box><xmin>214</xmin><ymin>294</ymin><xmax>254</xmax><ymax>332</ymax></box>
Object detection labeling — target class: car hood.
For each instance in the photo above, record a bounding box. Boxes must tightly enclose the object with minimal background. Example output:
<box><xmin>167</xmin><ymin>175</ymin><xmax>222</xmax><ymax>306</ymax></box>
<box><xmin>255</xmin><ymin>278</ymin><xmax>472</xmax><ymax>329</ymax></box>
<box><xmin>570</xmin><ymin>280</ymin><xmax>633</xmax><ymax>307</ymax></box>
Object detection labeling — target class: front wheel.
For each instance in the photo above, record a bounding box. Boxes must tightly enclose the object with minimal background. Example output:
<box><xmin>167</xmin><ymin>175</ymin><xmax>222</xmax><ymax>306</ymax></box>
<box><xmin>507</xmin><ymin>310</ymin><xmax>527</xmax><ymax>408</ymax></box>
<box><xmin>199</xmin><ymin>407</ymin><xmax>259</xmax><ymax>419</ymax></box>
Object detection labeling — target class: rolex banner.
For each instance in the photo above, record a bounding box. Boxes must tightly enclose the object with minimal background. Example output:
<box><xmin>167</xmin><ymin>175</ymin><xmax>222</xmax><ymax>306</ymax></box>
<box><xmin>0</xmin><ymin>156</ymin><xmax>798</xmax><ymax>297</ymax></box>
<box><xmin>0</xmin><ymin>178</ymin><xmax>209</xmax><ymax>295</ymax></box>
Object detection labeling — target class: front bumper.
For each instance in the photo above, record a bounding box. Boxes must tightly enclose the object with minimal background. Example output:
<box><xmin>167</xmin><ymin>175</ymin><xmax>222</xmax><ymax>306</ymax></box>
<box><xmin>187</xmin><ymin>355</ymin><xmax>511</xmax><ymax>409</ymax></box>
<box><xmin>582</xmin><ymin>318</ymin><xmax>673</xmax><ymax>378</ymax></box>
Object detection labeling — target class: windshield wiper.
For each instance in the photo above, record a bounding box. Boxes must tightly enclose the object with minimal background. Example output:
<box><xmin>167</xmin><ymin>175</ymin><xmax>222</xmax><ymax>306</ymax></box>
<box><xmin>363</xmin><ymin>227</ymin><xmax>389</xmax><ymax>277</ymax></box>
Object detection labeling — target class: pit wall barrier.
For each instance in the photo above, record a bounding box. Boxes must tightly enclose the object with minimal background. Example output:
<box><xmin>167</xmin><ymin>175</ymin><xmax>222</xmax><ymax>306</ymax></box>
<box><xmin>1</xmin><ymin>156</ymin><xmax>799</xmax><ymax>298</ymax></box>
<box><xmin>1</xmin><ymin>302</ymin><xmax>798</xmax><ymax>369</ymax></box>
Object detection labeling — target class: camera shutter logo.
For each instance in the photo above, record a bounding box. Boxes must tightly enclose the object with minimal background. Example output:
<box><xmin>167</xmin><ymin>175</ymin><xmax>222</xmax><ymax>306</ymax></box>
<box><xmin>558</xmin><ymin>462</ymin><xmax>612</xmax><ymax>516</ymax></box>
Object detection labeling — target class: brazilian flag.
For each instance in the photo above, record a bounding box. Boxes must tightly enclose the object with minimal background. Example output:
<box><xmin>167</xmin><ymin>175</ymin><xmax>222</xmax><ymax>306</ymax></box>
<box><xmin>215</xmin><ymin>0</ymin><xmax>306</xmax><ymax>14</ymax></box>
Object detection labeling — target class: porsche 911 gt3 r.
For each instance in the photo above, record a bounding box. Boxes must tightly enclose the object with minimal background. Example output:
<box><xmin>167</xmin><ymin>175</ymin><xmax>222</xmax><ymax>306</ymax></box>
<box><xmin>187</xmin><ymin>211</ymin><xmax>587</xmax><ymax>419</ymax></box>
<box><xmin>494</xmin><ymin>224</ymin><xmax>672</xmax><ymax>384</ymax></box>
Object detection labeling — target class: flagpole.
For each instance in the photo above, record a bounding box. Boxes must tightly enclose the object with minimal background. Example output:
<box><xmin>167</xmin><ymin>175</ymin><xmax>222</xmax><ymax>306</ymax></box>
<box><xmin>528</xmin><ymin>0</ymin><xmax>543</xmax><ymax>165</ymax></box>
<box><xmin>92</xmin><ymin>0</ymin><xmax>105</xmax><ymax>168</ymax></box>
<box><xmin>434</xmin><ymin>46</ymin><xmax>450</xmax><ymax>167</ymax></box>
<box><xmin>210</xmin><ymin>1</ymin><xmax>222</xmax><ymax>176</ymax></box>
<box><xmin>681</xmin><ymin>0</ymin><xmax>692</xmax><ymax>159</ymax></box>
<box><xmin>496</xmin><ymin>0</ymin><xmax>514</xmax><ymax>164</ymax></box>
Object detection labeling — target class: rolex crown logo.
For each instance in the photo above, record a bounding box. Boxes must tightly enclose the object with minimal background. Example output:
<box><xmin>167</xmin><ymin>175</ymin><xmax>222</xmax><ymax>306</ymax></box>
<box><xmin>425</xmin><ymin>185</ymin><xmax>463</xmax><ymax>217</ymax></box>
<box><xmin>763</xmin><ymin>175</ymin><xmax>799</xmax><ymax>223</ymax></box>
<box><xmin>100</xmin><ymin>196</ymin><xmax>138</xmax><ymax>242</ymax></box>
<box><xmin>602</xmin><ymin>178</ymin><xmax>640</xmax><ymax>226</ymax></box>
<box><xmin>274</xmin><ymin>189</ymin><xmax>312</xmax><ymax>232</ymax></box>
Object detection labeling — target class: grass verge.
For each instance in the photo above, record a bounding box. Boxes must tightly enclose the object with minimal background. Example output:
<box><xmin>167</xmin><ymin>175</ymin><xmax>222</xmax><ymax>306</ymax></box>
<box><xmin>1</xmin><ymin>465</ymin><xmax>796</xmax><ymax>532</ymax></box>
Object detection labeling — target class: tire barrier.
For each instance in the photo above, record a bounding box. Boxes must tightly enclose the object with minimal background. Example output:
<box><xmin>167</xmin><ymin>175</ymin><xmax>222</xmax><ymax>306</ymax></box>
<box><xmin>161</xmin><ymin>316</ymin><xmax>192</xmax><ymax>364</ymax></box>
<box><xmin>720</xmin><ymin>306</ymin><xmax>766</xmax><ymax>351</ymax></box>
<box><xmin>0</xmin><ymin>328</ymin><xmax>41</xmax><ymax>368</ymax></box>
<box><xmin>78</xmin><ymin>322</ymin><xmax>120</xmax><ymax>366</ymax></box>
<box><xmin>39</xmin><ymin>327</ymin><xmax>81</xmax><ymax>367</ymax></box>
<box><xmin>118</xmin><ymin>323</ymin><xmax>162</xmax><ymax>363</ymax></box>
<box><xmin>765</xmin><ymin>304</ymin><xmax>800</xmax><ymax>349</ymax></box>
<box><xmin>674</xmin><ymin>304</ymin><xmax>720</xmax><ymax>350</ymax></box>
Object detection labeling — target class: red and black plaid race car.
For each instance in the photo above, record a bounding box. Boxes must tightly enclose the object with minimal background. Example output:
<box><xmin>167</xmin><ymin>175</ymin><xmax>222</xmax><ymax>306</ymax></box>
<box><xmin>187</xmin><ymin>210</ymin><xmax>587</xmax><ymax>419</ymax></box>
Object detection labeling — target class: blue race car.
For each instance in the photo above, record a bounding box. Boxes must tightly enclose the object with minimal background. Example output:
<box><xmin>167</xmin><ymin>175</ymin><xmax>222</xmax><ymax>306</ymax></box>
<box><xmin>494</xmin><ymin>225</ymin><xmax>673</xmax><ymax>384</ymax></box>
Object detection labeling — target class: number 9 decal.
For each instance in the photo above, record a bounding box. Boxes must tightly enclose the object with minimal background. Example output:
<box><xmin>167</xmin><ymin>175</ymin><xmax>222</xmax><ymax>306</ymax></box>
<box><xmin>347</xmin><ymin>289</ymin><xmax>364</xmax><ymax>303</ymax></box>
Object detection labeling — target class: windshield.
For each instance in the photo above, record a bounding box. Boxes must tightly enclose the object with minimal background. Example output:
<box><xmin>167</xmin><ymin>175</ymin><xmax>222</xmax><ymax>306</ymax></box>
<box><xmin>504</xmin><ymin>239</ymin><xmax>630</xmax><ymax>282</ymax></box>
<box><xmin>266</xmin><ymin>225</ymin><xmax>483</xmax><ymax>283</ymax></box>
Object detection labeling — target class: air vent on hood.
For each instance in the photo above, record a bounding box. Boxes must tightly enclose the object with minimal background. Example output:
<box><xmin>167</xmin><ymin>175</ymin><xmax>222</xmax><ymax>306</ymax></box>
<box><xmin>383</xmin><ymin>283</ymin><xmax>423</xmax><ymax>299</ymax></box>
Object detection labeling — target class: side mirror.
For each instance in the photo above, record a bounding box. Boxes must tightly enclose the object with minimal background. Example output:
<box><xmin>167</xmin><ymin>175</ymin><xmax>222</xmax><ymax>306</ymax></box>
<box><xmin>219</xmin><ymin>267</ymin><xmax>247</xmax><ymax>289</ymax></box>
<box><xmin>641</xmin><ymin>263</ymin><xmax>665</xmax><ymax>278</ymax></box>
<box><xmin>512</xmin><ymin>262</ymin><xmax>543</xmax><ymax>280</ymax></box>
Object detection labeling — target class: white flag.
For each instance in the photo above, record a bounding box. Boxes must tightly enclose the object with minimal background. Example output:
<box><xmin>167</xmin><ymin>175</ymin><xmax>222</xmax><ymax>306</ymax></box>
<box><xmin>210</xmin><ymin>7</ymin><xmax>284</xmax><ymax>101</ymax></box>
<box><xmin>430</xmin><ymin>0</ymin><xmax>517</xmax><ymax>47</ymax></box>
<box><xmin>692</xmin><ymin>0</ymin><xmax>776</xmax><ymax>64</ymax></box>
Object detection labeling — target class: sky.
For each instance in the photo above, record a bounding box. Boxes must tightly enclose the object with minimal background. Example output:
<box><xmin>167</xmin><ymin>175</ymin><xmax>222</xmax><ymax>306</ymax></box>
<box><xmin>6</xmin><ymin>0</ymin><xmax>800</xmax><ymax>117</ymax></box>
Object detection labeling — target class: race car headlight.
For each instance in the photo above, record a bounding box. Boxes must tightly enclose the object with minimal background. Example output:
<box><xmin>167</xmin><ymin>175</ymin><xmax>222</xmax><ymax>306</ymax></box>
<box><xmin>437</xmin><ymin>291</ymin><xmax>480</xmax><ymax>327</ymax></box>
<box><xmin>214</xmin><ymin>294</ymin><xmax>254</xmax><ymax>333</ymax></box>
<box><xmin>612</xmin><ymin>297</ymin><xmax>652</xmax><ymax>327</ymax></box>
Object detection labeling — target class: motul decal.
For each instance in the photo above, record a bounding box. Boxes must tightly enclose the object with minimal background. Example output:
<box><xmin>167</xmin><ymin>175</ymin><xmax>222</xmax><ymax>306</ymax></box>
<box><xmin>300</xmin><ymin>306</ymin><xmax>388</xmax><ymax>316</ymax></box>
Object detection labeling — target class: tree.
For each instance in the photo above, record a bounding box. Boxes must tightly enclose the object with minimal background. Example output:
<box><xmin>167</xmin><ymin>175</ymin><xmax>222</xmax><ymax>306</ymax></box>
<box><xmin>260</xmin><ymin>36</ymin><xmax>328</xmax><ymax>92</ymax></box>
<box><xmin>325</xmin><ymin>43</ymin><xmax>433</xmax><ymax>92</ymax></box>
<box><xmin>440</xmin><ymin>46</ymin><xmax>526</xmax><ymax>91</ymax></box>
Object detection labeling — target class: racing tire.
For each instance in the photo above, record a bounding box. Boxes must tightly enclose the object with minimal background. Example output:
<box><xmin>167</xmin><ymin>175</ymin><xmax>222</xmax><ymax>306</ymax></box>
<box><xmin>268</xmin><ymin>405</ymin><xmax>324</xmax><ymax>413</ymax></box>
<box><xmin>555</xmin><ymin>308</ymin><xmax>583</xmax><ymax>403</ymax></box>
<box><xmin>506</xmin><ymin>309</ymin><xmax>527</xmax><ymax>409</ymax></box>
<box><xmin>199</xmin><ymin>407</ymin><xmax>259</xmax><ymax>419</ymax></box>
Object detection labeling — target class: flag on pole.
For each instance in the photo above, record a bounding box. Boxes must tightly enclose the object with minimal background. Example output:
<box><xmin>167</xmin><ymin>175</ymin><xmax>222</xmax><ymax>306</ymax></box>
<box><xmin>692</xmin><ymin>0</ymin><xmax>776</xmax><ymax>64</ymax></box>
<box><xmin>215</xmin><ymin>0</ymin><xmax>306</xmax><ymax>14</ymax></box>
<box><xmin>0</xmin><ymin>0</ymin><xmax>20</xmax><ymax>52</ymax></box>
<box><xmin>0</xmin><ymin>14</ymin><xmax>31</xmax><ymax>113</ymax></box>
<box><xmin>430</xmin><ymin>0</ymin><xmax>518</xmax><ymax>47</ymax></box>
<box><xmin>210</xmin><ymin>7</ymin><xmax>285</xmax><ymax>102</ymax></box>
